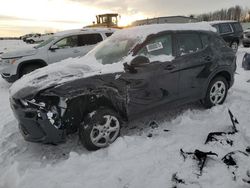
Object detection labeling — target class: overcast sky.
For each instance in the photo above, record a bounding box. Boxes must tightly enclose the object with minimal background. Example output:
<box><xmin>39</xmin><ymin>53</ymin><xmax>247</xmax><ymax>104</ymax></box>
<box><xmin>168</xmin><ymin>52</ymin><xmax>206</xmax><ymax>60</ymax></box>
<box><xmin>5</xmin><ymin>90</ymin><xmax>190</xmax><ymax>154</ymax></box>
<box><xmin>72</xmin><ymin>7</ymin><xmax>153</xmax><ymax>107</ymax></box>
<box><xmin>0</xmin><ymin>0</ymin><xmax>249</xmax><ymax>37</ymax></box>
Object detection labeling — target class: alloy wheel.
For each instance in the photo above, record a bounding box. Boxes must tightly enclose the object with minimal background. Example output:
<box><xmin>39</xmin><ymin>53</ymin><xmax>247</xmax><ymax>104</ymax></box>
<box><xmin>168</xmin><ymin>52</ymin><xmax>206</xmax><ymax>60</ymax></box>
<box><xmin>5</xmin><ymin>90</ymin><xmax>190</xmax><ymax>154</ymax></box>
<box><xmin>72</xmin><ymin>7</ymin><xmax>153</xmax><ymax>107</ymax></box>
<box><xmin>90</xmin><ymin>115</ymin><xmax>120</xmax><ymax>147</ymax></box>
<box><xmin>209</xmin><ymin>81</ymin><xmax>226</xmax><ymax>105</ymax></box>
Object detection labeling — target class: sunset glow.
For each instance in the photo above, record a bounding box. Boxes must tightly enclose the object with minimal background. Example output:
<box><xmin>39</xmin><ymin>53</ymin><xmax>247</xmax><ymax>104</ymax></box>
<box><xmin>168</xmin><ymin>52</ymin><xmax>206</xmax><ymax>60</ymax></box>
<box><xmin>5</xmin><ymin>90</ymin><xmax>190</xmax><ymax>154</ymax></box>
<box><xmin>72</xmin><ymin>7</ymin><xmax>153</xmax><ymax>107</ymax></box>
<box><xmin>0</xmin><ymin>0</ymin><xmax>146</xmax><ymax>37</ymax></box>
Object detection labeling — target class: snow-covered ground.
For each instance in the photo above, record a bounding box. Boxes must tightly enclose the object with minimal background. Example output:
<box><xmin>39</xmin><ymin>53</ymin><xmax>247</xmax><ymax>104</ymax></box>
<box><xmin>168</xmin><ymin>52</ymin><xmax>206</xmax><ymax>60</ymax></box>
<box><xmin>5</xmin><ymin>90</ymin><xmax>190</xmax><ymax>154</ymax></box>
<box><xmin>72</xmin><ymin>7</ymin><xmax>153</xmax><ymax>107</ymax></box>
<box><xmin>0</xmin><ymin>40</ymin><xmax>250</xmax><ymax>188</ymax></box>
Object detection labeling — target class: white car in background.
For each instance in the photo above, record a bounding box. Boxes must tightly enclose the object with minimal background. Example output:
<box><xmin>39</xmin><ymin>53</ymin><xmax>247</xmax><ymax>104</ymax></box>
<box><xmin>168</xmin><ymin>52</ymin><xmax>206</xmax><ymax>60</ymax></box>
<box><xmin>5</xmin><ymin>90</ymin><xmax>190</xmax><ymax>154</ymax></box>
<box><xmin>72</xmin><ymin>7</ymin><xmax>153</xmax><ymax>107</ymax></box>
<box><xmin>25</xmin><ymin>33</ymin><xmax>54</xmax><ymax>44</ymax></box>
<box><xmin>0</xmin><ymin>28</ymin><xmax>117</xmax><ymax>82</ymax></box>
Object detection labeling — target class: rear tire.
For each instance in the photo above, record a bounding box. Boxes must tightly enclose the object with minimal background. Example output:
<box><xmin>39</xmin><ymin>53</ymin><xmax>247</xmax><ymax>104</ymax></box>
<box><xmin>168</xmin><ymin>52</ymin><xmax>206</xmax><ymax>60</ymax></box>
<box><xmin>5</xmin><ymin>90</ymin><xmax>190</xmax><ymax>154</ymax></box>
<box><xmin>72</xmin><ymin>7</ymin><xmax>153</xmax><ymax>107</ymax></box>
<box><xmin>79</xmin><ymin>107</ymin><xmax>121</xmax><ymax>151</ymax></box>
<box><xmin>202</xmin><ymin>76</ymin><xmax>228</xmax><ymax>109</ymax></box>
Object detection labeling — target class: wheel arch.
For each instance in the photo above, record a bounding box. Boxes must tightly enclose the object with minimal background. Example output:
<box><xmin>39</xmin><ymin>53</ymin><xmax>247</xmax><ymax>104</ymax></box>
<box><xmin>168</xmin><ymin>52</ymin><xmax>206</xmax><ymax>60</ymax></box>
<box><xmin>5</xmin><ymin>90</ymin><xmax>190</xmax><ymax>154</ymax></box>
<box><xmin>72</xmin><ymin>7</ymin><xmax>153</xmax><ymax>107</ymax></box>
<box><xmin>62</xmin><ymin>93</ymin><xmax>127</xmax><ymax>133</ymax></box>
<box><xmin>202</xmin><ymin>69</ymin><xmax>233</xmax><ymax>98</ymax></box>
<box><xmin>17</xmin><ymin>59</ymin><xmax>47</xmax><ymax>78</ymax></box>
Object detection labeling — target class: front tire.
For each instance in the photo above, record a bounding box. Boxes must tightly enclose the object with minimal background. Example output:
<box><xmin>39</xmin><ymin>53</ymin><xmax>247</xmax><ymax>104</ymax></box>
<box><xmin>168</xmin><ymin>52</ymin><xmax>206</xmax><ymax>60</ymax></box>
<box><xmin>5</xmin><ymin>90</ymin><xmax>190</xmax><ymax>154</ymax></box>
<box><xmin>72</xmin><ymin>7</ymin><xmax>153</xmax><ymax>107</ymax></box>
<box><xmin>202</xmin><ymin>76</ymin><xmax>228</xmax><ymax>108</ymax></box>
<box><xmin>79</xmin><ymin>107</ymin><xmax>121</xmax><ymax>151</ymax></box>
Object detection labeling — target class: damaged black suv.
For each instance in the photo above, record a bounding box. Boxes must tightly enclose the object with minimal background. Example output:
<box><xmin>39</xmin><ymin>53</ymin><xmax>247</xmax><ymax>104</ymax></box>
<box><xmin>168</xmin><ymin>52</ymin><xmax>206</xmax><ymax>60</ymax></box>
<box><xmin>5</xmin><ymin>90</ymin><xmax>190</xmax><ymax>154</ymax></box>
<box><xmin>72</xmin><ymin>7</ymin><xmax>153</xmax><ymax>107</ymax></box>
<box><xmin>10</xmin><ymin>23</ymin><xmax>236</xmax><ymax>150</ymax></box>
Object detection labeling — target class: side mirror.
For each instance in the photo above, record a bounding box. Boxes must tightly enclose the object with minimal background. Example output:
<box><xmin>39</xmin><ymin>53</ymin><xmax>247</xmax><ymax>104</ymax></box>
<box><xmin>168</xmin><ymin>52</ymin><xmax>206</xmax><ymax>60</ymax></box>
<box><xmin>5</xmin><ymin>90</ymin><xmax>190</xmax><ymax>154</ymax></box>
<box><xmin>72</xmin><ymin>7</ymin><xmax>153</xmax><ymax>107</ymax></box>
<box><xmin>123</xmin><ymin>56</ymin><xmax>150</xmax><ymax>74</ymax></box>
<box><xmin>50</xmin><ymin>45</ymin><xmax>59</xmax><ymax>51</ymax></box>
<box><xmin>130</xmin><ymin>55</ymin><xmax>150</xmax><ymax>67</ymax></box>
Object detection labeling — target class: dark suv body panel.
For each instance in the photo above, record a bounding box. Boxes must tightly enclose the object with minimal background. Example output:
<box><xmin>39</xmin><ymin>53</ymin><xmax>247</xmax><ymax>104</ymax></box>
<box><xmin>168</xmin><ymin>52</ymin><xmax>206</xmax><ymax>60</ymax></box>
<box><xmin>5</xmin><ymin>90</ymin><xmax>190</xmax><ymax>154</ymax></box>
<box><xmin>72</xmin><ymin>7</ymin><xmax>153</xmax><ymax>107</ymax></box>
<box><xmin>10</xmin><ymin>29</ymin><xmax>236</xmax><ymax>144</ymax></box>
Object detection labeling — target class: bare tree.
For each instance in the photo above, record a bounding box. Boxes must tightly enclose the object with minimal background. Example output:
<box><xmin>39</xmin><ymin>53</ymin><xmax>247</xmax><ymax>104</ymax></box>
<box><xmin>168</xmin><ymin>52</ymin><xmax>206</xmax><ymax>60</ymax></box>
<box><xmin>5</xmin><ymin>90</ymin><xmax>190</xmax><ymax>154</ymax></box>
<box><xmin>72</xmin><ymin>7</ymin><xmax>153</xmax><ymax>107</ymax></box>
<box><xmin>196</xmin><ymin>5</ymin><xmax>248</xmax><ymax>22</ymax></box>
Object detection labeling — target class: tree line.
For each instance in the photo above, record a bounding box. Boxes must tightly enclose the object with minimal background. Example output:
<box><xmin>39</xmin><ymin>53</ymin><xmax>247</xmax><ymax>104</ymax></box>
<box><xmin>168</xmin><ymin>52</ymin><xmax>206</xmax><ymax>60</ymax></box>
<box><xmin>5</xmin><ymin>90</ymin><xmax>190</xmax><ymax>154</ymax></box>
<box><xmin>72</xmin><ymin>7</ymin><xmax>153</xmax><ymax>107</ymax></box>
<box><xmin>195</xmin><ymin>5</ymin><xmax>250</xmax><ymax>22</ymax></box>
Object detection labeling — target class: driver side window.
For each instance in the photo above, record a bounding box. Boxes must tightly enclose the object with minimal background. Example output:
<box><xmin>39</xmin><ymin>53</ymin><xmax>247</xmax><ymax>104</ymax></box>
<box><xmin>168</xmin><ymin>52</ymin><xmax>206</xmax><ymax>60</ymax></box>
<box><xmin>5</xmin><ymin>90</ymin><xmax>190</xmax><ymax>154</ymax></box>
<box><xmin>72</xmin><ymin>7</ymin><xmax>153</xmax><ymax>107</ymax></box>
<box><xmin>138</xmin><ymin>34</ymin><xmax>172</xmax><ymax>57</ymax></box>
<box><xmin>55</xmin><ymin>36</ymin><xmax>78</xmax><ymax>49</ymax></box>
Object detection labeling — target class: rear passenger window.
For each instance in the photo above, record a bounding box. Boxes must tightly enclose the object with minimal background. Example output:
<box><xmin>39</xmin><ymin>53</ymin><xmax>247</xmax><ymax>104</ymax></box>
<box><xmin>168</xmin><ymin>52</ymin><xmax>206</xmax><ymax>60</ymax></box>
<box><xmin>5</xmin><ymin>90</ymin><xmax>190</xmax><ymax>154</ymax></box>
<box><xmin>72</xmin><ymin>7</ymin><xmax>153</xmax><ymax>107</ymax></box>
<box><xmin>138</xmin><ymin>34</ymin><xmax>172</xmax><ymax>57</ymax></box>
<box><xmin>177</xmin><ymin>33</ymin><xmax>202</xmax><ymax>55</ymax></box>
<box><xmin>78</xmin><ymin>34</ymin><xmax>103</xmax><ymax>46</ymax></box>
<box><xmin>220</xmin><ymin>23</ymin><xmax>233</xmax><ymax>34</ymax></box>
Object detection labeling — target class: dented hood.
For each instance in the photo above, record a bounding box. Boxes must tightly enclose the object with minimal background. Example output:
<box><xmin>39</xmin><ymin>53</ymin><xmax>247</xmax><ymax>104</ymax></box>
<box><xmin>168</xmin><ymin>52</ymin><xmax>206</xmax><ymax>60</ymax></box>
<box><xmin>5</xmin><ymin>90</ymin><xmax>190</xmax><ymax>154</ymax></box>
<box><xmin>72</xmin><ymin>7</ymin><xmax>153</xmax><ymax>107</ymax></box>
<box><xmin>10</xmin><ymin>56</ymin><xmax>125</xmax><ymax>99</ymax></box>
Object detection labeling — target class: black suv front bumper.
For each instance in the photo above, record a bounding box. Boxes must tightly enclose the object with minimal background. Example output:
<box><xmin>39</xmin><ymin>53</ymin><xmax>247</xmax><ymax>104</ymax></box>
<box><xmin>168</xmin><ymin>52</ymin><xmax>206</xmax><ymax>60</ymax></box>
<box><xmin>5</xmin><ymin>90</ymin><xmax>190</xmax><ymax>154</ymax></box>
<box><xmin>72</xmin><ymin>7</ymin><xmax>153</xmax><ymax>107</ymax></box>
<box><xmin>10</xmin><ymin>98</ymin><xmax>66</xmax><ymax>144</ymax></box>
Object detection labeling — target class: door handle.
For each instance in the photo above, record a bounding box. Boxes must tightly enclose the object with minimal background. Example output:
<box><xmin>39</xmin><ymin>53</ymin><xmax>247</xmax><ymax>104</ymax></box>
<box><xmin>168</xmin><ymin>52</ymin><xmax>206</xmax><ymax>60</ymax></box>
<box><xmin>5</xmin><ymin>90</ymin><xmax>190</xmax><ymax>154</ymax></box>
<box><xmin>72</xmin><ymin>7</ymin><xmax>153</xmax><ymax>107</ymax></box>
<box><xmin>164</xmin><ymin>64</ymin><xmax>176</xmax><ymax>71</ymax></box>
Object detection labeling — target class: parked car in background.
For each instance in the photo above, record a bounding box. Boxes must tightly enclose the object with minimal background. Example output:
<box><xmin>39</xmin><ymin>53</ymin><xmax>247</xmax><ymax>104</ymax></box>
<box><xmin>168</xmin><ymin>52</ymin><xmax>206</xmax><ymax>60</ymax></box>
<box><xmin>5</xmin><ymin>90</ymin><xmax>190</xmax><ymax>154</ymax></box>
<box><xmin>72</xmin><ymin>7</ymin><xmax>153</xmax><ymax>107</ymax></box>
<box><xmin>25</xmin><ymin>33</ymin><xmax>54</xmax><ymax>44</ymax></box>
<box><xmin>0</xmin><ymin>28</ymin><xmax>116</xmax><ymax>82</ymax></box>
<box><xmin>242</xmin><ymin>28</ymin><xmax>250</xmax><ymax>47</ymax></box>
<box><xmin>209</xmin><ymin>21</ymin><xmax>243</xmax><ymax>52</ymax></box>
<box><xmin>9</xmin><ymin>23</ymin><xmax>236</xmax><ymax>150</ymax></box>
<box><xmin>20</xmin><ymin>33</ymin><xmax>41</xmax><ymax>42</ymax></box>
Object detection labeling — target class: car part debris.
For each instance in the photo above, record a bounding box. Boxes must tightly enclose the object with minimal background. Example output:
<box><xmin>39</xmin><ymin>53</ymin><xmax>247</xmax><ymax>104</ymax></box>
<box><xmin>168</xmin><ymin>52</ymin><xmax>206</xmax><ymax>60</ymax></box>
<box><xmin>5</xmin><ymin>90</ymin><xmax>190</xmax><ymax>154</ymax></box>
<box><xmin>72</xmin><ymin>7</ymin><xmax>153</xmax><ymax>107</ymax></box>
<box><xmin>171</xmin><ymin>172</ymin><xmax>202</xmax><ymax>188</ymax></box>
<box><xmin>242</xmin><ymin>53</ymin><xmax>250</xmax><ymax>70</ymax></box>
<box><xmin>222</xmin><ymin>150</ymin><xmax>249</xmax><ymax>182</ymax></box>
<box><xmin>242</xmin><ymin>170</ymin><xmax>250</xmax><ymax>184</ymax></box>
<box><xmin>205</xmin><ymin>109</ymin><xmax>238</xmax><ymax>145</ymax></box>
<box><xmin>180</xmin><ymin>149</ymin><xmax>218</xmax><ymax>176</ymax></box>
<box><xmin>172</xmin><ymin>173</ymin><xmax>186</xmax><ymax>188</ymax></box>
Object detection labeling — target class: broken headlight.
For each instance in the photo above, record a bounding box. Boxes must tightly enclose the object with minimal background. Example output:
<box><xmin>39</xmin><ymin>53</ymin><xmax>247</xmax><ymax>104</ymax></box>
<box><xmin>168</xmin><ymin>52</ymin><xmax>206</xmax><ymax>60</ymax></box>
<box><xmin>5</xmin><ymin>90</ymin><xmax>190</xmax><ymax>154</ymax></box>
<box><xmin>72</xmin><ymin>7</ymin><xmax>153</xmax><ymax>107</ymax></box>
<box><xmin>20</xmin><ymin>97</ymin><xmax>67</xmax><ymax>129</ymax></box>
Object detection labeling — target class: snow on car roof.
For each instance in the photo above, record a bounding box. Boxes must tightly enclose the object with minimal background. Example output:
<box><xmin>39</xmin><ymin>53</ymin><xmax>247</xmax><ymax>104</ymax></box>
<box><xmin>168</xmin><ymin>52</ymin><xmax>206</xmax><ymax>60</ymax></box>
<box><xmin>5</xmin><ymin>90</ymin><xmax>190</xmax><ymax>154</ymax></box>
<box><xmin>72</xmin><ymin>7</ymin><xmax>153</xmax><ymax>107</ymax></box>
<box><xmin>54</xmin><ymin>28</ymin><xmax>118</xmax><ymax>37</ymax></box>
<box><xmin>208</xmin><ymin>20</ymin><xmax>238</xmax><ymax>25</ymax></box>
<box><xmin>112</xmin><ymin>22</ymin><xmax>216</xmax><ymax>41</ymax></box>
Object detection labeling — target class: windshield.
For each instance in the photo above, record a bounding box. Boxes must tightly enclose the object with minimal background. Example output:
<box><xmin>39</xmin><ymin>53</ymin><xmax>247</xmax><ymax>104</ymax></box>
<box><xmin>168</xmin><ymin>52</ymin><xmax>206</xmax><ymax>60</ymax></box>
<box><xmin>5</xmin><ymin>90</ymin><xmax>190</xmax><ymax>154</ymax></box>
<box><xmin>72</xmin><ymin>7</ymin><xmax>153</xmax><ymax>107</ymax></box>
<box><xmin>87</xmin><ymin>35</ymin><xmax>141</xmax><ymax>65</ymax></box>
<box><xmin>34</xmin><ymin>37</ymin><xmax>56</xmax><ymax>49</ymax></box>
